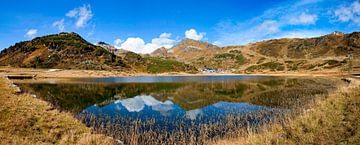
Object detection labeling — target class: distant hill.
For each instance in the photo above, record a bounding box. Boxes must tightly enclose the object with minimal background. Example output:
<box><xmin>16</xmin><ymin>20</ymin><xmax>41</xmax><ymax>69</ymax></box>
<box><xmin>249</xmin><ymin>31</ymin><xmax>359</xmax><ymax>59</ymax></box>
<box><xmin>169</xmin><ymin>38</ymin><xmax>220</xmax><ymax>54</ymax></box>
<box><xmin>0</xmin><ymin>32</ymin><xmax>125</xmax><ymax>70</ymax></box>
<box><xmin>151</xmin><ymin>31</ymin><xmax>360</xmax><ymax>73</ymax></box>
<box><xmin>150</xmin><ymin>47</ymin><xmax>169</xmax><ymax>57</ymax></box>
<box><xmin>96</xmin><ymin>41</ymin><xmax>129</xmax><ymax>56</ymax></box>
<box><xmin>239</xmin><ymin>31</ymin><xmax>360</xmax><ymax>73</ymax></box>
<box><xmin>0</xmin><ymin>32</ymin><xmax>196</xmax><ymax>73</ymax></box>
<box><xmin>149</xmin><ymin>39</ymin><xmax>224</xmax><ymax>65</ymax></box>
<box><xmin>150</xmin><ymin>38</ymin><xmax>221</xmax><ymax>58</ymax></box>
<box><xmin>1</xmin><ymin>31</ymin><xmax>359</xmax><ymax>73</ymax></box>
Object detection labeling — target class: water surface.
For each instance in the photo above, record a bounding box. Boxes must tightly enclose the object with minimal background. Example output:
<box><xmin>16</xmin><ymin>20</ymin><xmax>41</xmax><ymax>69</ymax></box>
<box><xmin>15</xmin><ymin>75</ymin><xmax>336</xmax><ymax>144</ymax></box>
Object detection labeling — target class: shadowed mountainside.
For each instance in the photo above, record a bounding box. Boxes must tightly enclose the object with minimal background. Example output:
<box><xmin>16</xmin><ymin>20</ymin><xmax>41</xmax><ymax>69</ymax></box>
<box><xmin>0</xmin><ymin>32</ymin><xmax>126</xmax><ymax>70</ymax></box>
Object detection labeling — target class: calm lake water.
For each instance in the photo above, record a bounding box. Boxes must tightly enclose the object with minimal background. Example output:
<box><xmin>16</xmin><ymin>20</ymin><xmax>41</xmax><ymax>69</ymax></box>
<box><xmin>353</xmin><ymin>74</ymin><xmax>360</xmax><ymax>77</ymax></box>
<box><xmin>15</xmin><ymin>75</ymin><xmax>337</xmax><ymax>144</ymax></box>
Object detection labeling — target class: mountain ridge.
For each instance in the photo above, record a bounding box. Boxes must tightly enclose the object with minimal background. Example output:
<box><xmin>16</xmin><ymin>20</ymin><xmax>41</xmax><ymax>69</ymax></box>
<box><xmin>0</xmin><ymin>32</ymin><xmax>196</xmax><ymax>73</ymax></box>
<box><xmin>0</xmin><ymin>32</ymin><xmax>126</xmax><ymax>70</ymax></box>
<box><xmin>1</xmin><ymin>31</ymin><xmax>359</xmax><ymax>73</ymax></box>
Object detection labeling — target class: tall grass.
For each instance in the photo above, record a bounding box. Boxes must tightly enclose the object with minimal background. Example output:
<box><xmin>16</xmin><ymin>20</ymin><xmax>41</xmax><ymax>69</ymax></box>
<box><xmin>74</xmin><ymin>84</ymin><xmax>333</xmax><ymax>145</ymax></box>
<box><xmin>15</xmin><ymin>77</ymin><xmax>339</xmax><ymax>144</ymax></box>
<box><xmin>76</xmin><ymin>110</ymin><xmax>286</xmax><ymax>145</ymax></box>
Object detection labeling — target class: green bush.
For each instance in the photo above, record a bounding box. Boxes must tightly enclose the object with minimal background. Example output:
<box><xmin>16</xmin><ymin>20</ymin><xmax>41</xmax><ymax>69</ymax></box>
<box><xmin>246</xmin><ymin>62</ymin><xmax>285</xmax><ymax>72</ymax></box>
<box><xmin>214</xmin><ymin>53</ymin><xmax>246</xmax><ymax>64</ymax></box>
<box><xmin>146</xmin><ymin>57</ymin><xmax>195</xmax><ymax>73</ymax></box>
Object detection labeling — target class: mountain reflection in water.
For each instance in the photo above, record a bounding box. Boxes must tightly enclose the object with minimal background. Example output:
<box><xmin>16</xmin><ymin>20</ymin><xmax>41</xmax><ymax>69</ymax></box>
<box><xmin>15</xmin><ymin>76</ymin><xmax>336</xmax><ymax>134</ymax></box>
<box><xmin>83</xmin><ymin>95</ymin><xmax>269</xmax><ymax>122</ymax></box>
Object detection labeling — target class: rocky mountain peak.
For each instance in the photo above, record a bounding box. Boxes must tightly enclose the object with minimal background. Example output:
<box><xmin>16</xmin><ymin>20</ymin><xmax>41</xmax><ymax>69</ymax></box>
<box><xmin>150</xmin><ymin>47</ymin><xmax>168</xmax><ymax>57</ymax></box>
<box><xmin>170</xmin><ymin>38</ymin><xmax>220</xmax><ymax>53</ymax></box>
<box><xmin>332</xmin><ymin>31</ymin><xmax>345</xmax><ymax>36</ymax></box>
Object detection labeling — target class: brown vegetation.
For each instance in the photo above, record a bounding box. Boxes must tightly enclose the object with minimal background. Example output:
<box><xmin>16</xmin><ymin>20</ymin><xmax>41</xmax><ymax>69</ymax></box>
<box><xmin>157</xmin><ymin>31</ymin><xmax>360</xmax><ymax>73</ymax></box>
<box><xmin>0</xmin><ymin>77</ymin><xmax>117</xmax><ymax>145</ymax></box>
<box><xmin>1</xmin><ymin>32</ymin><xmax>360</xmax><ymax>73</ymax></box>
<box><xmin>0</xmin><ymin>32</ymin><xmax>195</xmax><ymax>73</ymax></box>
<box><xmin>213</xmin><ymin>78</ymin><xmax>360</xmax><ymax>145</ymax></box>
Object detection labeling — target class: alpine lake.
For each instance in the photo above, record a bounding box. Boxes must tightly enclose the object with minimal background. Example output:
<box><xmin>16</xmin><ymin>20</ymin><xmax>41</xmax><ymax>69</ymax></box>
<box><xmin>14</xmin><ymin>75</ymin><xmax>340</xmax><ymax>144</ymax></box>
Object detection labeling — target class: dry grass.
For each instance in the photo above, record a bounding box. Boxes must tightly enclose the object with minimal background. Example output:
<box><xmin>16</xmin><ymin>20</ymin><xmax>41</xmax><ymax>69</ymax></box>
<box><xmin>212</xmin><ymin>78</ymin><xmax>360</xmax><ymax>145</ymax></box>
<box><xmin>1</xmin><ymin>72</ymin><xmax>358</xmax><ymax>145</ymax></box>
<box><xmin>0</xmin><ymin>77</ymin><xmax>117</xmax><ymax>145</ymax></box>
<box><xmin>78</xmin><ymin>110</ymin><xmax>282</xmax><ymax>145</ymax></box>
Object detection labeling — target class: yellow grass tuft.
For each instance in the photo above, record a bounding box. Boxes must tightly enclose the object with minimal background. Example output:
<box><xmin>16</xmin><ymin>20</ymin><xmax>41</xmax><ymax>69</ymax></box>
<box><xmin>0</xmin><ymin>77</ymin><xmax>117</xmax><ymax>145</ymax></box>
<box><xmin>212</xmin><ymin>78</ymin><xmax>360</xmax><ymax>145</ymax></box>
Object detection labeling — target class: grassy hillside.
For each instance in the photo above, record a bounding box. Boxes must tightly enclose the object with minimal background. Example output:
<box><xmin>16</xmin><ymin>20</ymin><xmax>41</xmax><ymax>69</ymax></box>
<box><xmin>121</xmin><ymin>51</ymin><xmax>197</xmax><ymax>73</ymax></box>
<box><xmin>1</xmin><ymin>31</ymin><xmax>359</xmax><ymax>73</ymax></box>
<box><xmin>250</xmin><ymin>32</ymin><xmax>360</xmax><ymax>59</ymax></box>
<box><xmin>166</xmin><ymin>32</ymin><xmax>360</xmax><ymax>73</ymax></box>
<box><xmin>0</xmin><ymin>32</ymin><xmax>195</xmax><ymax>73</ymax></box>
<box><xmin>213</xmin><ymin>79</ymin><xmax>360</xmax><ymax>145</ymax></box>
<box><xmin>0</xmin><ymin>78</ymin><xmax>116</xmax><ymax>145</ymax></box>
<box><xmin>0</xmin><ymin>32</ymin><xmax>125</xmax><ymax>70</ymax></box>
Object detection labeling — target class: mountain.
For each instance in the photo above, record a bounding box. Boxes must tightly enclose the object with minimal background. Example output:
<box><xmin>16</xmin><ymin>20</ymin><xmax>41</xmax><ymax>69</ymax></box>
<box><xmin>96</xmin><ymin>41</ymin><xmax>117</xmax><ymax>53</ymax></box>
<box><xmin>159</xmin><ymin>38</ymin><xmax>224</xmax><ymax>64</ymax></box>
<box><xmin>238</xmin><ymin>31</ymin><xmax>360</xmax><ymax>73</ymax></box>
<box><xmin>150</xmin><ymin>47</ymin><xmax>168</xmax><ymax>57</ymax></box>
<box><xmin>0</xmin><ymin>32</ymin><xmax>196</xmax><ymax>73</ymax></box>
<box><xmin>0</xmin><ymin>31</ymin><xmax>359</xmax><ymax>73</ymax></box>
<box><xmin>169</xmin><ymin>38</ymin><xmax>220</xmax><ymax>53</ymax></box>
<box><xmin>0</xmin><ymin>32</ymin><xmax>125</xmax><ymax>70</ymax></box>
<box><xmin>150</xmin><ymin>38</ymin><xmax>221</xmax><ymax>58</ymax></box>
<box><xmin>248</xmin><ymin>31</ymin><xmax>359</xmax><ymax>59</ymax></box>
<box><xmin>161</xmin><ymin>31</ymin><xmax>360</xmax><ymax>73</ymax></box>
<box><xmin>96</xmin><ymin>42</ymin><xmax>129</xmax><ymax>56</ymax></box>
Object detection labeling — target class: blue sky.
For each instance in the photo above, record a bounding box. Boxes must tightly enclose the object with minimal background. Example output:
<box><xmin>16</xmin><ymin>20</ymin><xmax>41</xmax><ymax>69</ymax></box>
<box><xmin>1</xmin><ymin>0</ymin><xmax>360</xmax><ymax>53</ymax></box>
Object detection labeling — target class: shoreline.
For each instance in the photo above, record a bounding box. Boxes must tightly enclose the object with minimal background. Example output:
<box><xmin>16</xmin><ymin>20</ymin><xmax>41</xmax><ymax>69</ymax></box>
<box><xmin>1</xmin><ymin>67</ymin><xmax>359</xmax><ymax>144</ymax></box>
<box><xmin>212</xmin><ymin>78</ymin><xmax>360</xmax><ymax>145</ymax></box>
<box><xmin>0</xmin><ymin>77</ymin><xmax>118</xmax><ymax>145</ymax></box>
<box><xmin>0</xmin><ymin>67</ymin><xmax>355</xmax><ymax>79</ymax></box>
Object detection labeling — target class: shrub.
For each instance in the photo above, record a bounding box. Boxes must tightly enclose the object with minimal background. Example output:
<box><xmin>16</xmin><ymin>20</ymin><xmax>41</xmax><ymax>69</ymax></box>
<box><xmin>246</xmin><ymin>62</ymin><xmax>285</xmax><ymax>72</ymax></box>
<box><xmin>214</xmin><ymin>53</ymin><xmax>246</xmax><ymax>64</ymax></box>
<box><xmin>146</xmin><ymin>57</ymin><xmax>195</xmax><ymax>73</ymax></box>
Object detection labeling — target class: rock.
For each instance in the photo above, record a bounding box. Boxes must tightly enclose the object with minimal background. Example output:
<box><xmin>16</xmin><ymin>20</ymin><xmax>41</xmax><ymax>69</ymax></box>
<box><xmin>11</xmin><ymin>84</ymin><xmax>21</xmax><ymax>94</ymax></box>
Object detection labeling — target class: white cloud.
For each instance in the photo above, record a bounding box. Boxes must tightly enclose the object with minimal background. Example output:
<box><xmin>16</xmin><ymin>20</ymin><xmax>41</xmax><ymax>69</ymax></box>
<box><xmin>52</xmin><ymin>19</ymin><xmax>65</xmax><ymax>32</ymax></box>
<box><xmin>256</xmin><ymin>20</ymin><xmax>279</xmax><ymax>33</ymax></box>
<box><xmin>213</xmin><ymin>0</ymin><xmax>335</xmax><ymax>46</ymax></box>
<box><xmin>25</xmin><ymin>29</ymin><xmax>38</xmax><ymax>38</ymax></box>
<box><xmin>214</xmin><ymin>20</ymin><xmax>280</xmax><ymax>46</ymax></box>
<box><xmin>118</xmin><ymin>32</ymin><xmax>176</xmax><ymax>54</ymax></box>
<box><xmin>143</xmin><ymin>33</ymin><xmax>176</xmax><ymax>53</ymax></box>
<box><xmin>335</xmin><ymin>7</ymin><xmax>354</xmax><ymax>22</ymax></box>
<box><xmin>114</xmin><ymin>38</ymin><xmax>123</xmax><ymax>48</ymax></box>
<box><xmin>186</xmin><ymin>109</ymin><xmax>202</xmax><ymax>120</ymax></box>
<box><xmin>66</xmin><ymin>4</ymin><xmax>93</xmax><ymax>28</ymax></box>
<box><xmin>273</xmin><ymin>30</ymin><xmax>328</xmax><ymax>39</ymax></box>
<box><xmin>87</xmin><ymin>24</ymin><xmax>96</xmax><ymax>37</ymax></box>
<box><xmin>66</xmin><ymin>9</ymin><xmax>78</xmax><ymax>17</ymax></box>
<box><xmin>334</xmin><ymin>1</ymin><xmax>360</xmax><ymax>25</ymax></box>
<box><xmin>120</xmin><ymin>37</ymin><xmax>145</xmax><ymax>53</ymax></box>
<box><xmin>185</xmin><ymin>29</ymin><xmax>206</xmax><ymax>40</ymax></box>
<box><xmin>297</xmin><ymin>0</ymin><xmax>323</xmax><ymax>6</ymax></box>
<box><xmin>289</xmin><ymin>12</ymin><xmax>318</xmax><ymax>25</ymax></box>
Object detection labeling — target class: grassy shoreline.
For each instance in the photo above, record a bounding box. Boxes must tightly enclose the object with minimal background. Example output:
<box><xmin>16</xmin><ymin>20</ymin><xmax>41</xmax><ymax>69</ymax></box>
<box><xmin>0</xmin><ymin>77</ymin><xmax>117</xmax><ymax>145</ymax></box>
<box><xmin>1</xmin><ymin>67</ymin><xmax>356</xmax><ymax>79</ymax></box>
<box><xmin>0</xmin><ymin>68</ymin><xmax>359</xmax><ymax>144</ymax></box>
<box><xmin>212</xmin><ymin>78</ymin><xmax>360</xmax><ymax>145</ymax></box>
